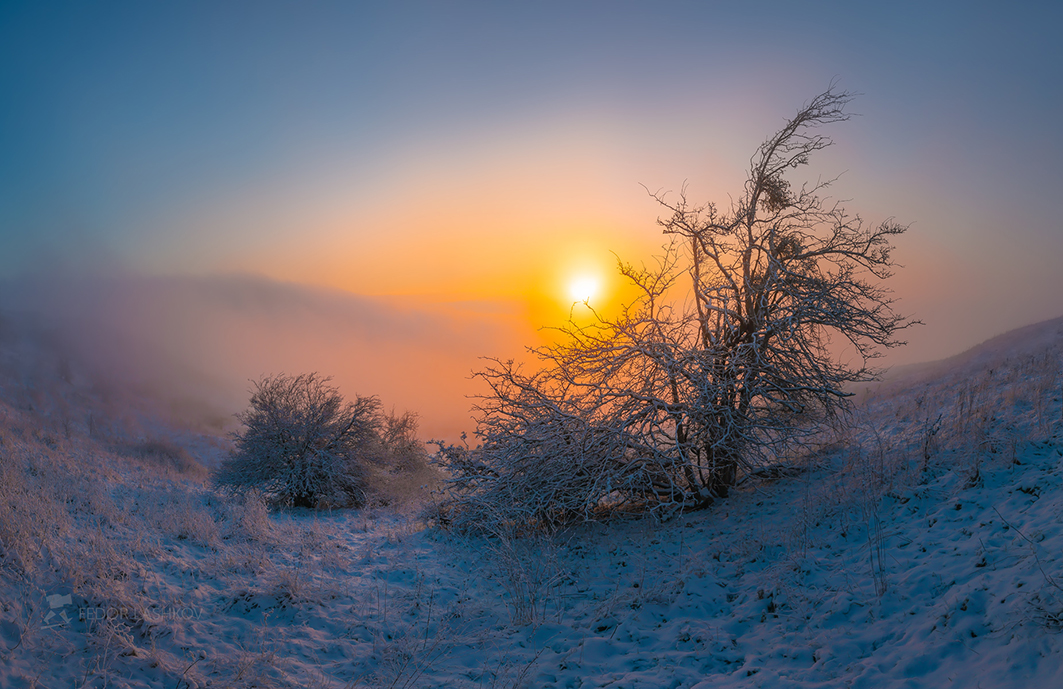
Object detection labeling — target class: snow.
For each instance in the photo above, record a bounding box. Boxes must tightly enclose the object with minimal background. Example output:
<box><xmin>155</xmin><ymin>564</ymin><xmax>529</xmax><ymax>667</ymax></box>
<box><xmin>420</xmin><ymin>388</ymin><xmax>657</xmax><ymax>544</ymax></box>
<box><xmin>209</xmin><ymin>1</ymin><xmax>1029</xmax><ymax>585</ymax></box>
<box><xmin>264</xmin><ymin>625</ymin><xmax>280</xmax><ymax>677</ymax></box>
<box><xmin>1</xmin><ymin>316</ymin><xmax>1062</xmax><ymax>687</ymax></box>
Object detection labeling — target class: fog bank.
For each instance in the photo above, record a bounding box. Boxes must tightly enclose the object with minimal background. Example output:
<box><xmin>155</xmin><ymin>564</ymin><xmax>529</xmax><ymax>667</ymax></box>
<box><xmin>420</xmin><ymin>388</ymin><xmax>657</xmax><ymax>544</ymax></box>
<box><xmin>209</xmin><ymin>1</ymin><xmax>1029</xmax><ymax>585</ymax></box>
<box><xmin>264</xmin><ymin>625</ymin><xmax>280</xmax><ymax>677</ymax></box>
<box><xmin>1</xmin><ymin>273</ymin><xmax>534</xmax><ymax>441</ymax></box>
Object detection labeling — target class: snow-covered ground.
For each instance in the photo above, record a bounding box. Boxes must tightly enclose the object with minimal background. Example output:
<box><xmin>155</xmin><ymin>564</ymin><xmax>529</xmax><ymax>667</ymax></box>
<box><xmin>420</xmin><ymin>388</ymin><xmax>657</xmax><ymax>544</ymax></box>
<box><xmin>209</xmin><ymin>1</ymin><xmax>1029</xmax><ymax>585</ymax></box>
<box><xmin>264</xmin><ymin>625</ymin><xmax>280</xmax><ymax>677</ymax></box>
<box><xmin>1</xmin><ymin>316</ymin><xmax>1062</xmax><ymax>687</ymax></box>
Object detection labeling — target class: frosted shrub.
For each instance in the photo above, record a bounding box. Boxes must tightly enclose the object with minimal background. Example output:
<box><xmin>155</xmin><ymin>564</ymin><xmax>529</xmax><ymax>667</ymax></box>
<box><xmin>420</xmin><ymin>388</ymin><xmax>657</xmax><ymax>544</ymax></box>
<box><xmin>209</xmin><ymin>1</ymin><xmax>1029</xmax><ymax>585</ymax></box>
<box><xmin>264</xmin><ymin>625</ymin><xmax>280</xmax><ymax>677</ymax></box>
<box><xmin>215</xmin><ymin>373</ymin><xmax>382</xmax><ymax>509</ymax></box>
<box><xmin>433</xmin><ymin>410</ymin><xmax>649</xmax><ymax>533</ymax></box>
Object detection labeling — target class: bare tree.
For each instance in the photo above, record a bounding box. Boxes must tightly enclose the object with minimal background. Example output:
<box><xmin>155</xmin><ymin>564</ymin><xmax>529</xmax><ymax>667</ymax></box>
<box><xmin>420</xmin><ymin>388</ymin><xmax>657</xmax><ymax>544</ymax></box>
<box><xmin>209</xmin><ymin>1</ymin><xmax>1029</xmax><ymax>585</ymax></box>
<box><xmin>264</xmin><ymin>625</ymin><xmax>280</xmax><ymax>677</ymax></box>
<box><xmin>216</xmin><ymin>373</ymin><xmax>382</xmax><ymax>508</ymax></box>
<box><xmin>436</xmin><ymin>87</ymin><xmax>916</xmax><ymax>530</ymax></box>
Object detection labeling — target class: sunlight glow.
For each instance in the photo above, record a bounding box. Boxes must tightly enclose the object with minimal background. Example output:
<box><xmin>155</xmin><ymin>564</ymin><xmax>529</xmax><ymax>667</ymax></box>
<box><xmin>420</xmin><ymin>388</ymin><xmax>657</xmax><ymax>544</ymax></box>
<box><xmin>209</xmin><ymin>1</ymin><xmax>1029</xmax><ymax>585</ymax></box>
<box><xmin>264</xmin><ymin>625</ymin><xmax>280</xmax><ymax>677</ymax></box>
<box><xmin>569</xmin><ymin>276</ymin><xmax>600</xmax><ymax>304</ymax></box>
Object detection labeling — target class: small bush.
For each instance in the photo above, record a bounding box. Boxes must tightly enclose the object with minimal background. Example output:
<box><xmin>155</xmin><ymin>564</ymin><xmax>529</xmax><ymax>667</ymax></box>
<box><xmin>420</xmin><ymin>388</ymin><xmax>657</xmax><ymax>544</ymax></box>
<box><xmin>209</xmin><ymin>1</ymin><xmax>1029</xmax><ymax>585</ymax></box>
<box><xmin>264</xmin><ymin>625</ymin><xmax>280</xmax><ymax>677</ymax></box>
<box><xmin>215</xmin><ymin>373</ymin><xmax>382</xmax><ymax>509</ymax></box>
<box><xmin>432</xmin><ymin>410</ymin><xmax>650</xmax><ymax>533</ymax></box>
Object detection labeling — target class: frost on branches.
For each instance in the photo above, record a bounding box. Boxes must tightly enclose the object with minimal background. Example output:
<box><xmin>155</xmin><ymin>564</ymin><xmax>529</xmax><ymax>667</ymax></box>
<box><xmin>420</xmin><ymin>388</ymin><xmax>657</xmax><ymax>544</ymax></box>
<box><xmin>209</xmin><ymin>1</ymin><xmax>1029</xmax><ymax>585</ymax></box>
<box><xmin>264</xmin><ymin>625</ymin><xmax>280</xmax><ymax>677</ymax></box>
<box><xmin>216</xmin><ymin>373</ymin><xmax>382</xmax><ymax>508</ymax></box>
<box><xmin>436</xmin><ymin>88</ymin><xmax>917</xmax><ymax>532</ymax></box>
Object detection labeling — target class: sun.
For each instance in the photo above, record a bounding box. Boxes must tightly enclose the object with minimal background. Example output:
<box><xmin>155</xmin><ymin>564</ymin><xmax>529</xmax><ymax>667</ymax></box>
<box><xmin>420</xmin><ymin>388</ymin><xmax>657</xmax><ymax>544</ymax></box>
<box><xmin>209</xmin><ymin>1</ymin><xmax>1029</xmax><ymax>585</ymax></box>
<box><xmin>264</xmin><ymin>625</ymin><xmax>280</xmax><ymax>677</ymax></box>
<box><xmin>569</xmin><ymin>275</ymin><xmax>600</xmax><ymax>304</ymax></box>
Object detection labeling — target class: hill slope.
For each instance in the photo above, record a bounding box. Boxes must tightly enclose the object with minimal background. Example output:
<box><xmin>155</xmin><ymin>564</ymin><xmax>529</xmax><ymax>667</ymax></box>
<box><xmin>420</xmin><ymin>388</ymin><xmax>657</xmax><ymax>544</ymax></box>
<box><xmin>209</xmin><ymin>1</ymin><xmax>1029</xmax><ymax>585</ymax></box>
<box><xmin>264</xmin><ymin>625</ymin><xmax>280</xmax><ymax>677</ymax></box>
<box><xmin>1</xmin><ymin>315</ymin><xmax>1061</xmax><ymax>687</ymax></box>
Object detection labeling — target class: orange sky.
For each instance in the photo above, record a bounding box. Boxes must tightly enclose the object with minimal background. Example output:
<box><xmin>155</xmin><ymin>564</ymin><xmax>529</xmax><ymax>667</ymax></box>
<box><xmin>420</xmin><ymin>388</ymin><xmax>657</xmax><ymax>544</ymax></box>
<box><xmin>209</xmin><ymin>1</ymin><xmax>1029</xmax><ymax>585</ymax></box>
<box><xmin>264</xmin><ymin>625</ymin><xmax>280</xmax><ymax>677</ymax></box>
<box><xmin>145</xmin><ymin>116</ymin><xmax>683</xmax><ymax>339</ymax></box>
<box><xmin>3</xmin><ymin>3</ymin><xmax>1062</xmax><ymax>441</ymax></box>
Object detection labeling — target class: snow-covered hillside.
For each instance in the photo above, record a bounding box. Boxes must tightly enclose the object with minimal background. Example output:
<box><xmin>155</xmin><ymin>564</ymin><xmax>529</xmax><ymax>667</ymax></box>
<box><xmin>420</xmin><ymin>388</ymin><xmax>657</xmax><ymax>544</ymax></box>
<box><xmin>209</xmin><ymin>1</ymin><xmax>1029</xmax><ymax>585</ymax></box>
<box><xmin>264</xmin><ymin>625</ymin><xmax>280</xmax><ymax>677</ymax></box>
<box><xmin>1</xmin><ymin>315</ymin><xmax>1061</xmax><ymax>687</ymax></box>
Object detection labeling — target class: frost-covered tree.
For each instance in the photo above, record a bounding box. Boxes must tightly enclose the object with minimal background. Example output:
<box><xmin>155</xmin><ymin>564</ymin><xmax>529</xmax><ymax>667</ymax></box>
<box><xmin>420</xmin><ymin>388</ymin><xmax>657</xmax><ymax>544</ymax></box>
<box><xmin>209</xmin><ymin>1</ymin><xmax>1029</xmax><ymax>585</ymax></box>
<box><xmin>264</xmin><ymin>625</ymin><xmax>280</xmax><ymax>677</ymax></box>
<box><xmin>436</xmin><ymin>88</ymin><xmax>916</xmax><ymax>530</ymax></box>
<box><xmin>216</xmin><ymin>373</ymin><xmax>381</xmax><ymax>508</ymax></box>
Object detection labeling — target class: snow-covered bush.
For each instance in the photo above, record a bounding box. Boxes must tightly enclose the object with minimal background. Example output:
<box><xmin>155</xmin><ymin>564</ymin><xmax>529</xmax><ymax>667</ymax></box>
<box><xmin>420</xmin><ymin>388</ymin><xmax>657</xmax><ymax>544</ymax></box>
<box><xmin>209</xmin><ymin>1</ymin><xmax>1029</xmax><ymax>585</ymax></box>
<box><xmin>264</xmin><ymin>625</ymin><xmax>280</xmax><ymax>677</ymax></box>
<box><xmin>432</xmin><ymin>396</ymin><xmax>657</xmax><ymax>533</ymax></box>
<box><xmin>215</xmin><ymin>373</ymin><xmax>382</xmax><ymax>508</ymax></box>
<box><xmin>215</xmin><ymin>373</ymin><xmax>436</xmax><ymax>509</ymax></box>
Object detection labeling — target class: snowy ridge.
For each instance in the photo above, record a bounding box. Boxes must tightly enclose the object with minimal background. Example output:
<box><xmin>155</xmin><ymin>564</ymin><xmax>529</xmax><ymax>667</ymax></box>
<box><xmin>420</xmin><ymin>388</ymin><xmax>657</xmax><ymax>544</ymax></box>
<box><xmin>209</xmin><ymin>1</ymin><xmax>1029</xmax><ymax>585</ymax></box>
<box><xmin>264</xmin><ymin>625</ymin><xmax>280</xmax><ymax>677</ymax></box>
<box><xmin>1</xmin><ymin>316</ymin><xmax>1061</xmax><ymax>687</ymax></box>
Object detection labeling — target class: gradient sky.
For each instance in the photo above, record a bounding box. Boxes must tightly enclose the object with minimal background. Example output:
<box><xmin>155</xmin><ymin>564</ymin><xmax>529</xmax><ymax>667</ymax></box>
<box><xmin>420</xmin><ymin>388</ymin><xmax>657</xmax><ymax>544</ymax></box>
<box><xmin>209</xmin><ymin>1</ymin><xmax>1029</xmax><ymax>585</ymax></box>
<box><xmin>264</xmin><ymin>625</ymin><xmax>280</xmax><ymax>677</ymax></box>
<box><xmin>2</xmin><ymin>1</ymin><xmax>1062</xmax><ymax>436</ymax></box>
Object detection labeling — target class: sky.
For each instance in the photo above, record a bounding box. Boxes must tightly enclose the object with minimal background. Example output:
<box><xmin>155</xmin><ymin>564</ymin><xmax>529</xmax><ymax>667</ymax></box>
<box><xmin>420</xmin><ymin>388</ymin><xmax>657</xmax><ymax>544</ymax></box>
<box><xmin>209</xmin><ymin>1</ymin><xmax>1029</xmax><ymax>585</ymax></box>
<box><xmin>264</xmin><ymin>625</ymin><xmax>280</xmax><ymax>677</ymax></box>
<box><xmin>2</xmin><ymin>1</ymin><xmax>1062</xmax><ymax>439</ymax></box>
